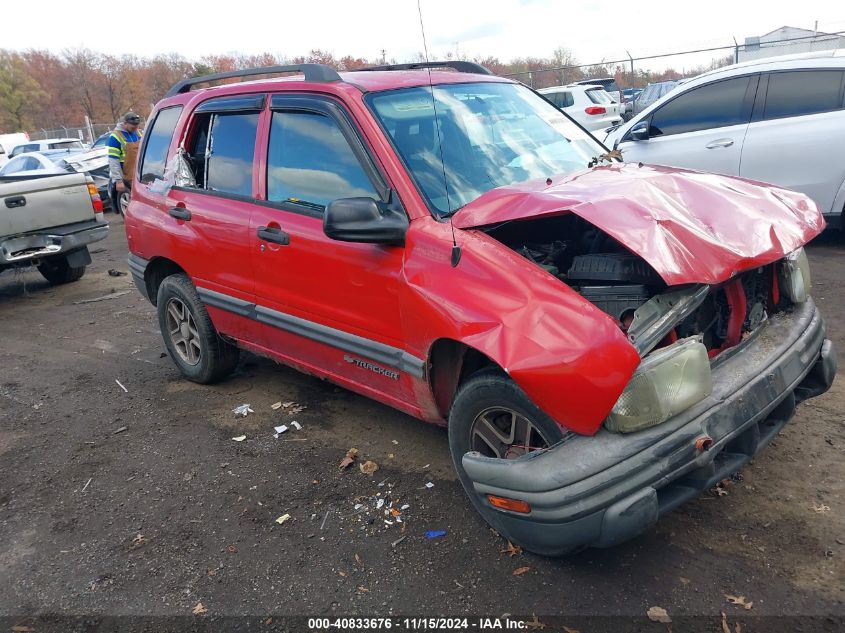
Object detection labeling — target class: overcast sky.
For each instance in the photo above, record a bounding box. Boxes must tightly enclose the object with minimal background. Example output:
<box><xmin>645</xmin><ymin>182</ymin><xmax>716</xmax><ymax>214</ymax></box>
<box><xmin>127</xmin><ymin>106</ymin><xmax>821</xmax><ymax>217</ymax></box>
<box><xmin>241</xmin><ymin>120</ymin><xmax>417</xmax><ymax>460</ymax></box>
<box><xmin>6</xmin><ymin>0</ymin><xmax>844</xmax><ymax>71</ymax></box>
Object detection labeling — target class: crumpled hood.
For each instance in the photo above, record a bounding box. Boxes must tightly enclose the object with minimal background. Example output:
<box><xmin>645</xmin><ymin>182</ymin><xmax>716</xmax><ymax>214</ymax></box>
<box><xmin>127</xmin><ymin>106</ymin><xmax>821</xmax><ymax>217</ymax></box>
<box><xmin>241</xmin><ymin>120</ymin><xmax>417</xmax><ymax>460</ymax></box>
<box><xmin>452</xmin><ymin>163</ymin><xmax>825</xmax><ymax>285</ymax></box>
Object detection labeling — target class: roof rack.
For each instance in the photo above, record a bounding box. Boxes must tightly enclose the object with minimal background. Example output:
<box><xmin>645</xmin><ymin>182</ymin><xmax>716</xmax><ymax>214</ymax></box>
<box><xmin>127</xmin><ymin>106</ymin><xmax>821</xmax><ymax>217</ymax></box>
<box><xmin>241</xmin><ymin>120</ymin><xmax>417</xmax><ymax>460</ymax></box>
<box><xmin>165</xmin><ymin>64</ymin><xmax>341</xmax><ymax>97</ymax></box>
<box><xmin>352</xmin><ymin>61</ymin><xmax>493</xmax><ymax>76</ymax></box>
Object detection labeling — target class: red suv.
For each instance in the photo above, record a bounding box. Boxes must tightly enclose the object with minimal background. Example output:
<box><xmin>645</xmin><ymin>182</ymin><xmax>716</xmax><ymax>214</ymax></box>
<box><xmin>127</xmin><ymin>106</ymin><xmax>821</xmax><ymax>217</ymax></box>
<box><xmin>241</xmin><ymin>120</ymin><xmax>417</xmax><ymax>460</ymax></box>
<box><xmin>126</xmin><ymin>62</ymin><xmax>836</xmax><ymax>555</ymax></box>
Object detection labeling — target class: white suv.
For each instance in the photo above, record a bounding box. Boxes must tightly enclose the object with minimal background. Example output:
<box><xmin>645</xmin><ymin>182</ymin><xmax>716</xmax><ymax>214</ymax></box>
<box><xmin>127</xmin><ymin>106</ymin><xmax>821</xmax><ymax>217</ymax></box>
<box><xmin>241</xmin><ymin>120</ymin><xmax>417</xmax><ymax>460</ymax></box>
<box><xmin>605</xmin><ymin>51</ymin><xmax>845</xmax><ymax>229</ymax></box>
<box><xmin>538</xmin><ymin>84</ymin><xmax>623</xmax><ymax>133</ymax></box>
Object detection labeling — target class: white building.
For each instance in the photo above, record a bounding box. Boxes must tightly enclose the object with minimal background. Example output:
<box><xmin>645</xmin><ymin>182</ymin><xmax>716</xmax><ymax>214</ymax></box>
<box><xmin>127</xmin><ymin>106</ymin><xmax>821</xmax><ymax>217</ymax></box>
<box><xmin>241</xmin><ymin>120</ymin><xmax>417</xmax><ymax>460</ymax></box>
<box><xmin>738</xmin><ymin>26</ymin><xmax>845</xmax><ymax>62</ymax></box>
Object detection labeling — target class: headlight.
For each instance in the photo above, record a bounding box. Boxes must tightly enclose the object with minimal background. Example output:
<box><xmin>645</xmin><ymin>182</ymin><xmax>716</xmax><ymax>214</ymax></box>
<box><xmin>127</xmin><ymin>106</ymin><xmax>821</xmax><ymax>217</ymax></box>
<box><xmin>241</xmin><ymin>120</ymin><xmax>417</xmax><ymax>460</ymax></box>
<box><xmin>779</xmin><ymin>247</ymin><xmax>811</xmax><ymax>304</ymax></box>
<box><xmin>606</xmin><ymin>337</ymin><xmax>712</xmax><ymax>434</ymax></box>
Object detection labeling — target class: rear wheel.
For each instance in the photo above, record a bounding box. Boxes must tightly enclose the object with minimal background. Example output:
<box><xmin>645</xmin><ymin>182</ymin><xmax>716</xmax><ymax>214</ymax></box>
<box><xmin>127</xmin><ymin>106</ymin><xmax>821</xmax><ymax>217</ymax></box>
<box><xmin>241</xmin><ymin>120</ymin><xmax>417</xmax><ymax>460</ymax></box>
<box><xmin>37</xmin><ymin>256</ymin><xmax>86</xmax><ymax>285</ymax></box>
<box><xmin>156</xmin><ymin>274</ymin><xmax>239</xmax><ymax>383</ymax></box>
<box><xmin>117</xmin><ymin>191</ymin><xmax>130</xmax><ymax>216</ymax></box>
<box><xmin>448</xmin><ymin>369</ymin><xmax>568</xmax><ymax>553</ymax></box>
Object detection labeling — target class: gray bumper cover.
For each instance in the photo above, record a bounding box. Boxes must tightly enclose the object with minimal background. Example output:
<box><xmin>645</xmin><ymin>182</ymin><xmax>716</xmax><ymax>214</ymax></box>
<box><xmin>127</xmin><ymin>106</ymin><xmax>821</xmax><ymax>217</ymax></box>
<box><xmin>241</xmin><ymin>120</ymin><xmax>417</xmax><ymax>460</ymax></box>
<box><xmin>462</xmin><ymin>300</ymin><xmax>836</xmax><ymax>554</ymax></box>
<box><xmin>0</xmin><ymin>219</ymin><xmax>108</xmax><ymax>266</ymax></box>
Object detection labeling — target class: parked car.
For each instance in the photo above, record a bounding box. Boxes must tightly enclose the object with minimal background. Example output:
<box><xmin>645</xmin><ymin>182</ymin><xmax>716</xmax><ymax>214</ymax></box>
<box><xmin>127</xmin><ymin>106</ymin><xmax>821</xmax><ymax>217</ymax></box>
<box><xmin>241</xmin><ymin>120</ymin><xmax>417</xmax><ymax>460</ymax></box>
<box><xmin>629</xmin><ymin>80</ymin><xmax>681</xmax><ymax>117</ymax></box>
<box><xmin>0</xmin><ymin>132</ymin><xmax>29</xmax><ymax>168</ymax></box>
<box><xmin>0</xmin><ymin>150</ymin><xmax>76</xmax><ymax>177</ymax></box>
<box><xmin>606</xmin><ymin>51</ymin><xmax>845</xmax><ymax>229</ymax></box>
<box><xmin>1</xmin><ymin>163</ymin><xmax>107</xmax><ymax>284</ymax></box>
<box><xmin>538</xmin><ymin>84</ymin><xmax>623</xmax><ymax>132</ymax></box>
<box><xmin>9</xmin><ymin>137</ymin><xmax>85</xmax><ymax>158</ymax></box>
<box><xmin>126</xmin><ymin>62</ymin><xmax>834</xmax><ymax>556</ymax></box>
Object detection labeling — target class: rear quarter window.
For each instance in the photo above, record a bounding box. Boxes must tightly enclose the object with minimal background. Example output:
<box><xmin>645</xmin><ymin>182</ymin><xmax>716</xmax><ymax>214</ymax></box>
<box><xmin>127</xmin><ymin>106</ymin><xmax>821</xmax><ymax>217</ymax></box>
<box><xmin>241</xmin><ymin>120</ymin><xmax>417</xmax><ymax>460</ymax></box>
<box><xmin>139</xmin><ymin>106</ymin><xmax>183</xmax><ymax>183</ymax></box>
<box><xmin>763</xmin><ymin>70</ymin><xmax>845</xmax><ymax>120</ymax></box>
<box><xmin>649</xmin><ymin>76</ymin><xmax>752</xmax><ymax>137</ymax></box>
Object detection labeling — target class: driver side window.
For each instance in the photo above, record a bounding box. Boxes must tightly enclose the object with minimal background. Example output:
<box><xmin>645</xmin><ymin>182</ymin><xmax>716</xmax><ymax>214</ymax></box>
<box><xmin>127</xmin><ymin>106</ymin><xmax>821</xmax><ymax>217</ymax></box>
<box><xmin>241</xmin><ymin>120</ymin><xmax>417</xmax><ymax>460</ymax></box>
<box><xmin>266</xmin><ymin>110</ymin><xmax>378</xmax><ymax>210</ymax></box>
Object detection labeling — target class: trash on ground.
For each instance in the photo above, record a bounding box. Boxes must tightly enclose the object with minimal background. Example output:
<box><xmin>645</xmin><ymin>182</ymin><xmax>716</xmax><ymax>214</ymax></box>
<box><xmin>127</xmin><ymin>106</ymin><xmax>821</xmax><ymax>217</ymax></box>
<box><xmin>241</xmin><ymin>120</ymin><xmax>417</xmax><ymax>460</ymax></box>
<box><xmin>291</xmin><ymin>421</ymin><xmax>302</xmax><ymax>430</ymax></box>
<box><xmin>339</xmin><ymin>447</ymin><xmax>359</xmax><ymax>469</ymax></box>
<box><xmin>271</xmin><ymin>402</ymin><xmax>282</xmax><ymax>410</ymax></box>
<box><xmin>425</xmin><ymin>530</ymin><xmax>447</xmax><ymax>539</ymax></box>
<box><xmin>115</xmin><ymin>379</ymin><xmax>128</xmax><ymax>393</ymax></box>
<box><xmin>286</xmin><ymin>404</ymin><xmax>306</xmax><ymax>415</ymax></box>
<box><xmin>275</xmin><ymin>514</ymin><xmax>291</xmax><ymax>525</ymax></box>
<box><xmin>321</xmin><ymin>511</ymin><xmax>330</xmax><ymax>530</ymax></box>
<box><xmin>725</xmin><ymin>594</ymin><xmax>753</xmax><ymax>610</ymax></box>
<box><xmin>274</xmin><ymin>425</ymin><xmax>288</xmax><ymax>435</ymax></box>
<box><xmin>81</xmin><ymin>478</ymin><xmax>92</xmax><ymax>493</ymax></box>
<box><xmin>360</xmin><ymin>460</ymin><xmax>379</xmax><ymax>476</ymax></box>
<box><xmin>512</xmin><ymin>566</ymin><xmax>530</xmax><ymax>576</ymax></box>
<box><xmin>232</xmin><ymin>404</ymin><xmax>254</xmax><ymax>417</ymax></box>
<box><xmin>73</xmin><ymin>290</ymin><xmax>132</xmax><ymax>305</ymax></box>
<box><xmin>501</xmin><ymin>540</ymin><xmax>522</xmax><ymax>557</ymax></box>
<box><xmin>113</xmin><ymin>426</ymin><xmax>128</xmax><ymax>435</ymax></box>
<box><xmin>525</xmin><ymin>615</ymin><xmax>547</xmax><ymax>630</ymax></box>
<box><xmin>392</xmin><ymin>439</ymin><xmax>398</xmax><ymax>445</ymax></box>
<box><xmin>376</xmin><ymin>498</ymin><xmax>385</xmax><ymax>510</ymax></box>
<box><xmin>400</xmin><ymin>504</ymin><xmax>410</xmax><ymax>510</ymax></box>
<box><xmin>646</xmin><ymin>606</ymin><xmax>671</xmax><ymax>623</ymax></box>
<box><xmin>232</xmin><ymin>435</ymin><xmax>246</xmax><ymax>442</ymax></box>
<box><xmin>424</xmin><ymin>482</ymin><xmax>434</xmax><ymax>488</ymax></box>
<box><xmin>813</xmin><ymin>503</ymin><xmax>831</xmax><ymax>514</ymax></box>
<box><xmin>391</xmin><ymin>535</ymin><xmax>407</xmax><ymax>547</ymax></box>
<box><xmin>227</xmin><ymin>544</ymin><xmax>237</xmax><ymax>553</ymax></box>
<box><xmin>107</xmin><ymin>269</ymin><xmax>127</xmax><ymax>277</ymax></box>
<box><xmin>131</xmin><ymin>533</ymin><xmax>146</xmax><ymax>546</ymax></box>
<box><xmin>192</xmin><ymin>602</ymin><xmax>208</xmax><ymax>615</ymax></box>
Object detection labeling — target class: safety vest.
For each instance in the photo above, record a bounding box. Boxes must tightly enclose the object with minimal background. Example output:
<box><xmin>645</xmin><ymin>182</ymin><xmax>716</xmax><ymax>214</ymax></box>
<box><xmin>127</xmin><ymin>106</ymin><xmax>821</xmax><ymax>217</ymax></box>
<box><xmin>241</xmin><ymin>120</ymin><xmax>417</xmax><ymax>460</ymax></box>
<box><xmin>108</xmin><ymin>129</ymin><xmax>142</xmax><ymax>179</ymax></box>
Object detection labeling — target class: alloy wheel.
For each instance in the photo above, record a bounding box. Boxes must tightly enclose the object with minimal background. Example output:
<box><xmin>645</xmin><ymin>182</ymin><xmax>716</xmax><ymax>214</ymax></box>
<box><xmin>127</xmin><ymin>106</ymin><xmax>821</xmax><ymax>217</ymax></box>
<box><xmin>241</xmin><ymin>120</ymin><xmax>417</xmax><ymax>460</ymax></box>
<box><xmin>470</xmin><ymin>406</ymin><xmax>554</xmax><ymax>459</ymax></box>
<box><xmin>166</xmin><ymin>298</ymin><xmax>201</xmax><ymax>365</ymax></box>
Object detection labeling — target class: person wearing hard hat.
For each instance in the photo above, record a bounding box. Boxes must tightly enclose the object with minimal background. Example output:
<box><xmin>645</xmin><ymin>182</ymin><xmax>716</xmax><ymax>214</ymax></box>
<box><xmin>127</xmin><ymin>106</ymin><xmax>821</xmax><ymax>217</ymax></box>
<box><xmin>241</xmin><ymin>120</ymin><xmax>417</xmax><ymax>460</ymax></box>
<box><xmin>107</xmin><ymin>112</ymin><xmax>142</xmax><ymax>215</ymax></box>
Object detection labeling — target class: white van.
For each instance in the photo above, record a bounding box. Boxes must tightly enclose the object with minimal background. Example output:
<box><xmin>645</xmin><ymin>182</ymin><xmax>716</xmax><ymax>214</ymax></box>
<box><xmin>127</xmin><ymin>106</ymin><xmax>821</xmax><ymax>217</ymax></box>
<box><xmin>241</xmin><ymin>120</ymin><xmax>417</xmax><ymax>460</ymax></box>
<box><xmin>0</xmin><ymin>133</ymin><xmax>29</xmax><ymax>168</ymax></box>
<box><xmin>606</xmin><ymin>50</ymin><xmax>845</xmax><ymax>229</ymax></box>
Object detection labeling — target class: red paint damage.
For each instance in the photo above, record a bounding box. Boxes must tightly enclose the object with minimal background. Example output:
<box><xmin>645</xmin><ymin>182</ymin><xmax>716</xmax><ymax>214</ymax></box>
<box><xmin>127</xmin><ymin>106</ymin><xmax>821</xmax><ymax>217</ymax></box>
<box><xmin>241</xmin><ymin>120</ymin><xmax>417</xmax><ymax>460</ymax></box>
<box><xmin>453</xmin><ymin>163</ymin><xmax>825</xmax><ymax>285</ymax></box>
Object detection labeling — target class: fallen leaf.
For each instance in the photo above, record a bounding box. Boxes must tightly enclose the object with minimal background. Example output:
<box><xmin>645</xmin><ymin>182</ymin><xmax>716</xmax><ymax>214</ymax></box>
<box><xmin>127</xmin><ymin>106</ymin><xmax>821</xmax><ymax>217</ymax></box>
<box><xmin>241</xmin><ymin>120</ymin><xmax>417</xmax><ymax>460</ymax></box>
<box><xmin>227</xmin><ymin>544</ymin><xmax>238</xmax><ymax>553</ymax></box>
<box><xmin>271</xmin><ymin>402</ymin><xmax>282</xmax><ymax>410</ymax></box>
<box><xmin>339</xmin><ymin>571</ymin><xmax>347</xmax><ymax>577</ymax></box>
<box><xmin>357</xmin><ymin>586</ymin><xmax>369</xmax><ymax>593</ymax></box>
<box><xmin>360</xmin><ymin>460</ymin><xmax>379</xmax><ymax>476</ymax></box>
<box><xmin>275</xmin><ymin>514</ymin><xmax>291</xmax><ymax>525</ymax></box>
<box><xmin>207</xmin><ymin>568</ymin><xmax>217</xmax><ymax>577</ymax></box>
<box><xmin>679</xmin><ymin>576</ymin><xmax>690</xmax><ymax>585</ymax></box>
<box><xmin>721</xmin><ymin>612</ymin><xmax>731</xmax><ymax>633</ymax></box>
<box><xmin>339</xmin><ymin>447</ymin><xmax>359</xmax><ymax>469</ymax></box>
<box><xmin>355</xmin><ymin>553</ymin><xmax>363</xmax><ymax>566</ymax></box>
<box><xmin>813</xmin><ymin>503</ymin><xmax>831</xmax><ymax>514</ymax></box>
<box><xmin>390</xmin><ymin>508</ymin><xmax>401</xmax><ymax>517</ymax></box>
<box><xmin>131</xmin><ymin>533</ymin><xmax>146</xmax><ymax>546</ymax></box>
<box><xmin>647</xmin><ymin>606</ymin><xmax>671</xmax><ymax>623</ymax></box>
<box><xmin>501</xmin><ymin>540</ymin><xmax>523</xmax><ymax>557</ymax></box>
<box><xmin>512</xmin><ymin>566</ymin><xmax>531</xmax><ymax>576</ymax></box>
<box><xmin>265</xmin><ymin>618</ymin><xmax>273</xmax><ymax>625</ymax></box>
<box><xmin>725</xmin><ymin>594</ymin><xmax>753</xmax><ymax>610</ymax></box>
<box><xmin>714</xmin><ymin>485</ymin><xmax>729</xmax><ymax>497</ymax></box>
<box><xmin>525</xmin><ymin>614</ymin><xmax>546</xmax><ymax>629</ymax></box>
<box><xmin>192</xmin><ymin>602</ymin><xmax>208</xmax><ymax>615</ymax></box>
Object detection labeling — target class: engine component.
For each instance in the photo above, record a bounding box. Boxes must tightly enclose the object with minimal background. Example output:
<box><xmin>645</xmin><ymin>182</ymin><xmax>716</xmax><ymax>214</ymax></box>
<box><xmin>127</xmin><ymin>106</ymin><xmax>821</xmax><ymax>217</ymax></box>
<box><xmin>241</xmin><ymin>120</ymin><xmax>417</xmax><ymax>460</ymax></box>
<box><xmin>579</xmin><ymin>285</ymin><xmax>650</xmax><ymax>323</ymax></box>
<box><xmin>567</xmin><ymin>253</ymin><xmax>662</xmax><ymax>285</ymax></box>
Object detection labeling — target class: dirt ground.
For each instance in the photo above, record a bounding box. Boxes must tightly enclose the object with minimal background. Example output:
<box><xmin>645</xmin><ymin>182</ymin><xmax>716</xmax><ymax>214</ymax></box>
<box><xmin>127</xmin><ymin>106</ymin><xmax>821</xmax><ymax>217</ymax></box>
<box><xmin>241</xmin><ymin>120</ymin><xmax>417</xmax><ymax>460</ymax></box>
<box><xmin>0</xmin><ymin>216</ymin><xmax>843</xmax><ymax>630</ymax></box>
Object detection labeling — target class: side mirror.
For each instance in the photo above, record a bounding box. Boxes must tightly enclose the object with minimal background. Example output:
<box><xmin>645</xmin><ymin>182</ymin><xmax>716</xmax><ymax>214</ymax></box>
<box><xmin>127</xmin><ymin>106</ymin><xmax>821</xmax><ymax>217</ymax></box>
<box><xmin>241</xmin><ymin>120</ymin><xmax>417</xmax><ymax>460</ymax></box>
<box><xmin>324</xmin><ymin>196</ymin><xmax>408</xmax><ymax>245</ymax></box>
<box><xmin>629</xmin><ymin>121</ymin><xmax>649</xmax><ymax>141</ymax></box>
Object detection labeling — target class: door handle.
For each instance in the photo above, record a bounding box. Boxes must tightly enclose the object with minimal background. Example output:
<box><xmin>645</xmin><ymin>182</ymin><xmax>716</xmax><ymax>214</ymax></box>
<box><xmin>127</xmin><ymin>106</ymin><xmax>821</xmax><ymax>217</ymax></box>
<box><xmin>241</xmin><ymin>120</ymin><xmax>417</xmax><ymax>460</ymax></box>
<box><xmin>5</xmin><ymin>195</ymin><xmax>26</xmax><ymax>209</ymax></box>
<box><xmin>705</xmin><ymin>139</ymin><xmax>734</xmax><ymax>149</ymax></box>
<box><xmin>168</xmin><ymin>206</ymin><xmax>191</xmax><ymax>221</ymax></box>
<box><xmin>257</xmin><ymin>226</ymin><xmax>290</xmax><ymax>246</ymax></box>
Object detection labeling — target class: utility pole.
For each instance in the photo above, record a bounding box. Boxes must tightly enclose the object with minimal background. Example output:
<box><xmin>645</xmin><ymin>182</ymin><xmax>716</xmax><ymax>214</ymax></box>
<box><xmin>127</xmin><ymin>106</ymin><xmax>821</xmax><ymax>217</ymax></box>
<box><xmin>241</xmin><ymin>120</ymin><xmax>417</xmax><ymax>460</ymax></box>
<box><xmin>380</xmin><ymin>49</ymin><xmax>386</xmax><ymax>64</ymax></box>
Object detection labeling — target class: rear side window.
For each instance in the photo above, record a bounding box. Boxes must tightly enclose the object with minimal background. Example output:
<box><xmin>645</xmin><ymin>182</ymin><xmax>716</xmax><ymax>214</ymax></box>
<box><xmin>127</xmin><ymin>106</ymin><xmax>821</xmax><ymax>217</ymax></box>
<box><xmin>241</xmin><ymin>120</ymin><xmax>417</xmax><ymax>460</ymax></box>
<box><xmin>205</xmin><ymin>113</ymin><xmax>258</xmax><ymax>197</ymax></box>
<box><xmin>649</xmin><ymin>77</ymin><xmax>752</xmax><ymax>137</ymax></box>
<box><xmin>545</xmin><ymin>91</ymin><xmax>574</xmax><ymax>108</ymax></box>
<box><xmin>763</xmin><ymin>70</ymin><xmax>845</xmax><ymax>120</ymax></box>
<box><xmin>139</xmin><ymin>106</ymin><xmax>183</xmax><ymax>183</ymax></box>
<box><xmin>266</xmin><ymin>111</ymin><xmax>378</xmax><ymax>209</ymax></box>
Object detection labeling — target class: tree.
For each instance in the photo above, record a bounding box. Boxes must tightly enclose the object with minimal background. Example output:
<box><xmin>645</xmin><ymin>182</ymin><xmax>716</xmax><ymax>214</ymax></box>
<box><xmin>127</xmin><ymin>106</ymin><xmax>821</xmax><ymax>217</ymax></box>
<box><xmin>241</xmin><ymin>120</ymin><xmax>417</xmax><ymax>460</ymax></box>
<box><xmin>0</xmin><ymin>51</ymin><xmax>46</xmax><ymax>131</ymax></box>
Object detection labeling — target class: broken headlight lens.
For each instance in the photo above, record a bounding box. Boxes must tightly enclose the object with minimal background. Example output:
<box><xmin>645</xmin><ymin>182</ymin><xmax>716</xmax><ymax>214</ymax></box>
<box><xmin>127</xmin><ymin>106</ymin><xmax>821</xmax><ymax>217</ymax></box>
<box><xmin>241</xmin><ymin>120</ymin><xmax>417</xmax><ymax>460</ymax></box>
<box><xmin>606</xmin><ymin>337</ymin><xmax>712</xmax><ymax>434</ymax></box>
<box><xmin>779</xmin><ymin>247</ymin><xmax>811</xmax><ymax>304</ymax></box>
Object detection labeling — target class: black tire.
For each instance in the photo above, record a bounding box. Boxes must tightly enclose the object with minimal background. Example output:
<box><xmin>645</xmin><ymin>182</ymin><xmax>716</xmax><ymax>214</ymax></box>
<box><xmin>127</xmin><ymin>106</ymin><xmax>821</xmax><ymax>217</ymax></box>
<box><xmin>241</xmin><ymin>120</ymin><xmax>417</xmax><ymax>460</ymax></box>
<box><xmin>156</xmin><ymin>274</ymin><xmax>239</xmax><ymax>383</ymax></box>
<box><xmin>37</xmin><ymin>256</ymin><xmax>86</xmax><ymax>285</ymax></box>
<box><xmin>448</xmin><ymin>368</ymin><xmax>568</xmax><ymax>554</ymax></box>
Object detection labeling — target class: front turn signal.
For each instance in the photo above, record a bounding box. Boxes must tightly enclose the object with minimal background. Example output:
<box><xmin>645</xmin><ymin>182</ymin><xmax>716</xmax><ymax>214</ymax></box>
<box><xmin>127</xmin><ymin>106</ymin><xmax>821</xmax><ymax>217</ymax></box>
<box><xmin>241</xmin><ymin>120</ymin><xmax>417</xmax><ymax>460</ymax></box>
<box><xmin>487</xmin><ymin>495</ymin><xmax>531</xmax><ymax>514</ymax></box>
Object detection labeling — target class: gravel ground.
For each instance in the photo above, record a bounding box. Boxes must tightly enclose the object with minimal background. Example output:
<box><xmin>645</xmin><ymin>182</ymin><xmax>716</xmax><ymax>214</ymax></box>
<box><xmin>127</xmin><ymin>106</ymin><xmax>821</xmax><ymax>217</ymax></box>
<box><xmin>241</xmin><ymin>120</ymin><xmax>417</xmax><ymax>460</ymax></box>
<box><xmin>0</xmin><ymin>216</ymin><xmax>842</xmax><ymax>631</ymax></box>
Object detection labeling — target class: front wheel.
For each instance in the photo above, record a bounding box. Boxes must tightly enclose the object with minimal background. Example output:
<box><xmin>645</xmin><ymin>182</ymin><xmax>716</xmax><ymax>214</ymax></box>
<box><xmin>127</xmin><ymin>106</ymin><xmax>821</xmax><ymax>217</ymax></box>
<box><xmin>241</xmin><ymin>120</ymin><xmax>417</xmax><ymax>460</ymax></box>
<box><xmin>37</xmin><ymin>256</ymin><xmax>86</xmax><ymax>285</ymax></box>
<box><xmin>156</xmin><ymin>274</ymin><xmax>239</xmax><ymax>383</ymax></box>
<box><xmin>448</xmin><ymin>369</ymin><xmax>568</xmax><ymax>553</ymax></box>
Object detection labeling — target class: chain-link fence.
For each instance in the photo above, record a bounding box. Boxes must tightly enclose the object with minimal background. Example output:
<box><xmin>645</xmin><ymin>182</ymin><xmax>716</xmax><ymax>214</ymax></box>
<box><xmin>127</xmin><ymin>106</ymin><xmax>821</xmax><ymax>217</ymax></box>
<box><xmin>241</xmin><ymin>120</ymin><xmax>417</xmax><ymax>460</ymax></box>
<box><xmin>26</xmin><ymin>123</ymin><xmax>116</xmax><ymax>144</ymax></box>
<box><xmin>503</xmin><ymin>28</ymin><xmax>845</xmax><ymax>91</ymax></box>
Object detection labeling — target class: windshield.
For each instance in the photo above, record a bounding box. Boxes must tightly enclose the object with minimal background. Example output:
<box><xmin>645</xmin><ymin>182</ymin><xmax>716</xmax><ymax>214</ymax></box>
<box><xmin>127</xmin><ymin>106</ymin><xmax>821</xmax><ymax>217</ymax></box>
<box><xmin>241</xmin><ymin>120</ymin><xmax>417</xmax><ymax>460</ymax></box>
<box><xmin>49</xmin><ymin>141</ymin><xmax>83</xmax><ymax>150</ymax></box>
<box><xmin>367</xmin><ymin>82</ymin><xmax>605</xmax><ymax>217</ymax></box>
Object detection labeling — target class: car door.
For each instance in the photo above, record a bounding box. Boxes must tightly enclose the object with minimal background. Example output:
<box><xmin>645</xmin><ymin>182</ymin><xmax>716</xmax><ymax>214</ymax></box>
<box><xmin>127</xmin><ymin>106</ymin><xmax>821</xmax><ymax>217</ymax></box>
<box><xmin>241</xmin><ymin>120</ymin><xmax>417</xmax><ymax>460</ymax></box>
<box><xmin>740</xmin><ymin>69</ymin><xmax>845</xmax><ymax>215</ymax></box>
<box><xmin>249</xmin><ymin>94</ymin><xmax>413</xmax><ymax>400</ymax></box>
<box><xmin>617</xmin><ymin>75</ymin><xmax>758</xmax><ymax>176</ymax></box>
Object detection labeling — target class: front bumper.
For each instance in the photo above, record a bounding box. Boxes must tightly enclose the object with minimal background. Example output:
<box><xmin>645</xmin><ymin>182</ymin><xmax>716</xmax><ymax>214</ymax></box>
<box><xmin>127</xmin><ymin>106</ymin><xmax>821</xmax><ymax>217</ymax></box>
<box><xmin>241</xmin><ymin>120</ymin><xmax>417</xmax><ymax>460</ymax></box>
<box><xmin>462</xmin><ymin>300</ymin><xmax>835</xmax><ymax>555</ymax></box>
<box><xmin>0</xmin><ymin>219</ymin><xmax>108</xmax><ymax>266</ymax></box>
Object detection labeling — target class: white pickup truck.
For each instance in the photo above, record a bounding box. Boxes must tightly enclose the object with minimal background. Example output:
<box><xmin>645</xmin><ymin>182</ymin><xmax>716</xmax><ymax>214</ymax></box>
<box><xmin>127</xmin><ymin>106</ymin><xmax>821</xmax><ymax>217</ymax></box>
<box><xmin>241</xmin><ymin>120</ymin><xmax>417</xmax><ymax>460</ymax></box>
<box><xmin>0</xmin><ymin>171</ymin><xmax>108</xmax><ymax>284</ymax></box>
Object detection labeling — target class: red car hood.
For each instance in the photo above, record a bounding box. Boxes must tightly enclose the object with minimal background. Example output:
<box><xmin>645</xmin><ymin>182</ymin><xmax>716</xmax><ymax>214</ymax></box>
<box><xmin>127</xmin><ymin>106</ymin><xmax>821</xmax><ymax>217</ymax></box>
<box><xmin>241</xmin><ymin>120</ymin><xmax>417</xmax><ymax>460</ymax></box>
<box><xmin>452</xmin><ymin>164</ymin><xmax>824</xmax><ymax>285</ymax></box>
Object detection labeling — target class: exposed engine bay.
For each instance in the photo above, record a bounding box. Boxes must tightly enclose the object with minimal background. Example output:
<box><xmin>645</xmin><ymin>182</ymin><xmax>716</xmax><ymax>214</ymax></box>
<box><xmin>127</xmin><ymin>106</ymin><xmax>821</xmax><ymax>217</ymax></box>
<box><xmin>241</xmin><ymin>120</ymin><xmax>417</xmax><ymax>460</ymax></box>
<box><xmin>483</xmin><ymin>215</ymin><xmax>785</xmax><ymax>356</ymax></box>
